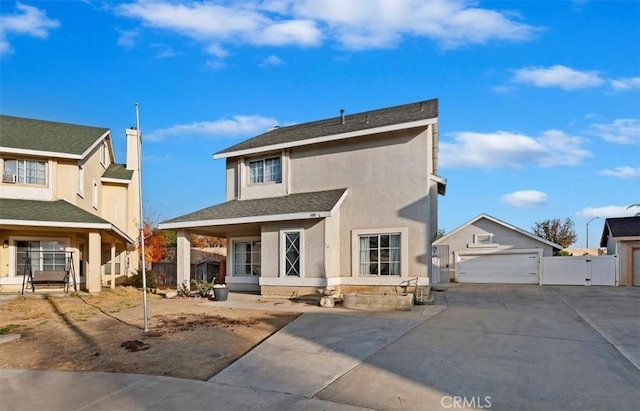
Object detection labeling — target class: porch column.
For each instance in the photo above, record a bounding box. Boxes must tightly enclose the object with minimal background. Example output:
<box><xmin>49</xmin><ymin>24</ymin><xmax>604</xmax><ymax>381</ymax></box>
<box><xmin>177</xmin><ymin>229</ymin><xmax>191</xmax><ymax>287</ymax></box>
<box><xmin>88</xmin><ymin>231</ymin><xmax>102</xmax><ymax>293</ymax></box>
<box><xmin>110</xmin><ymin>241</ymin><xmax>116</xmax><ymax>289</ymax></box>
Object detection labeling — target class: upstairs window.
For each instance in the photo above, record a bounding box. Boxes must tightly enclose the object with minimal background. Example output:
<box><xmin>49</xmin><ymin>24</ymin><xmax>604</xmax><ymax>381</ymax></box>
<box><xmin>249</xmin><ymin>157</ymin><xmax>281</xmax><ymax>184</ymax></box>
<box><xmin>3</xmin><ymin>159</ymin><xmax>47</xmax><ymax>185</ymax></box>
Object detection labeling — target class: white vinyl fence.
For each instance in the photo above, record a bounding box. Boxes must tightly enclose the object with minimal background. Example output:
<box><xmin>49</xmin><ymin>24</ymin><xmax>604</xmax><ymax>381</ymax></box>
<box><xmin>540</xmin><ymin>255</ymin><xmax>617</xmax><ymax>286</ymax></box>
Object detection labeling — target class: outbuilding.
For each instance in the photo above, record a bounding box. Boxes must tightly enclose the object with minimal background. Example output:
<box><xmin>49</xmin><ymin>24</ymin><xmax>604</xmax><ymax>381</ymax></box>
<box><xmin>433</xmin><ymin>214</ymin><xmax>561</xmax><ymax>284</ymax></box>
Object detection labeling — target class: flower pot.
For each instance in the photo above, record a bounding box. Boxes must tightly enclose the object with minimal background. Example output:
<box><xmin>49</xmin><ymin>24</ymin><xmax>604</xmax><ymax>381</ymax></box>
<box><xmin>213</xmin><ymin>286</ymin><xmax>229</xmax><ymax>301</ymax></box>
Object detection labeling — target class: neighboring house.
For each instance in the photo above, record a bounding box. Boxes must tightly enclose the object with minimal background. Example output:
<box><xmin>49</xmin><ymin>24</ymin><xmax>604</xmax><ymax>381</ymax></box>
<box><xmin>600</xmin><ymin>216</ymin><xmax>640</xmax><ymax>286</ymax></box>
<box><xmin>0</xmin><ymin>115</ymin><xmax>142</xmax><ymax>293</ymax></box>
<box><xmin>433</xmin><ymin>214</ymin><xmax>561</xmax><ymax>284</ymax></box>
<box><xmin>159</xmin><ymin>99</ymin><xmax>446</xmax><ymax>296</ymax></box>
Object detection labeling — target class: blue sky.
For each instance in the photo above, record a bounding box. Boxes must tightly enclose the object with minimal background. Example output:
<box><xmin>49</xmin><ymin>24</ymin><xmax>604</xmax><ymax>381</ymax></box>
<box><xmin>1</xmin><ymin>0</ymin><xmax>638</xmax><ymax>247</ymax></box>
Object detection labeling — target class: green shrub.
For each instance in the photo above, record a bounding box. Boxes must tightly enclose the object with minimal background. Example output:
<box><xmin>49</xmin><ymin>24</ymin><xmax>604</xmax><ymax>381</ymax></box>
<box><xmin>124</xmin><ymin>269</ymin><xmax>157</xmax><ymax>289</ymax></box>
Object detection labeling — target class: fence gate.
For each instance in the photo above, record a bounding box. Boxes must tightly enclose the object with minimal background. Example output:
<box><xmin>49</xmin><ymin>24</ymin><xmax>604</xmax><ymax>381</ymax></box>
<box><xmin>431</xmin><ymin>245</ymin><xmax>450</xmax><ymax>285</ymax></box>
<box><xmin>540</xmin><ymin>255</ymin><xmax>617</xmax><ymax>286</ymax></box>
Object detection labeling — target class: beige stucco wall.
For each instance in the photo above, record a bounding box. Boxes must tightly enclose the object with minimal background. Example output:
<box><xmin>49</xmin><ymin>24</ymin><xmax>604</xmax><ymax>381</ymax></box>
<box><xmin>288</xmin><ymin>127</ymin><xmax>433</xmax><ymax>278</ymax></box>
<box><xmin>260</xmin><ymin>219</ymin><xmax>325</xmax><ymax>279</ymax></box>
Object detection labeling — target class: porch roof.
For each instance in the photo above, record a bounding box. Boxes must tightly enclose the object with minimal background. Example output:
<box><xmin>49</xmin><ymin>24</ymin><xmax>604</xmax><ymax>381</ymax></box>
<box><xmin>159</xmin><ymin>188</ymin><xmax>348</xmax><ymax>230</ymax></box>
<box><xmin>0</xmin><ymin>198</ymin><xmax>134</xmax><ymax>243</ymax></box>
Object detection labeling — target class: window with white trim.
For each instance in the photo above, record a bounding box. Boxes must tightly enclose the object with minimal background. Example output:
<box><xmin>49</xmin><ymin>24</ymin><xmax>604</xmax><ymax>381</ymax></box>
<box><xmin>77</xmin><ymin>164</ymin><xmax>84</xmax><ymax>197</ymax></box>
<box><xmin>100</xmin><ymin>141</ymin><xmax>108</xmax><ymax>166</ymax></box>
<box><xmin>15</xmin><ymin>240</ymin><xmax>66</xmax><ymax>275</ymax></box>
<box><xmin>102</xmin><ymin>250</ymin><xmax>122</xmax><ymax>275</ymax></box>
<box><xmin>359</xmin><ymin>233</ymin><xmax>401</xmax><ymax>276</ymax></box>
<box><xmin>281</xmin><ymin>231</ymin><xmax>302</xmax><ymax>277</ymax></box>
<box><xmin>249</xmin><ymin>157</ymin><xmax>281</xmax><ymax>184</ymax></box>
<box><xmin>3</xmin><ymin>159</ymin><xmax>47</xmax><ymax>185</ymax></box>
<box><xmin>92</xmin><ymin>179</ymin><xmax>99</xmax><ymax>209</ymax></box>
<box><xmin>233</xmin><ymin>240</ymin><xmax>261</xmax><ymax>276</ymax></box>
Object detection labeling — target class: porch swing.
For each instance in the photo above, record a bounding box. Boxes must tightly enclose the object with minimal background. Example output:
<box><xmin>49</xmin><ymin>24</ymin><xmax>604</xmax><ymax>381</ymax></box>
<box><xmin>21</xmin><ymin>251</ymin><xmax>78</xmax><ymax>294</ymax></box>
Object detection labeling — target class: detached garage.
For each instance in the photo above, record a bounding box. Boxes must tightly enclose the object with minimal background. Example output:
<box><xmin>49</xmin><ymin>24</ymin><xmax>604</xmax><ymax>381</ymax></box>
<box><xmin>433</xmin><ymin>214</ymin><xmax>561</xmax><ymax>284</ymax></box>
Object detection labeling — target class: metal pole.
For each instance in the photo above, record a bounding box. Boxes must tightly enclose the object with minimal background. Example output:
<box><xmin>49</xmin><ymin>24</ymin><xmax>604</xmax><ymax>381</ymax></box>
<box><xmin>586</xmin><ymin>217</ymin><xmax>600</xmax><ymax>249</ymax></box>
<box><xmin>136</xmin><ymin>103</ymin><xmax>149</xmax><ymax>332</ymax></box>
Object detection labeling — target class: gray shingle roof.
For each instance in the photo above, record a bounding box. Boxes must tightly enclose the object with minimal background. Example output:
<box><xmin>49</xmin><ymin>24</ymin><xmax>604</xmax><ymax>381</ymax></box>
<box><xmin>0</xmin><ymin>115</ymin><xmax>108</xmax><ymax>155</ymax></box>
<box><xmin>600</xmin><ymin>216</ymin><xmax>640</xmax><ymax>246</ymax></box>
<box><xmin>0</xmin><ymin>198</ymin><xmax>110</xmax><ymax>224</ymax></box>
<box><xmin>216</xmin><ymin>98</ymin><xmax>438</xmax><ymax>155</ymax></box>
<box><xmin>103</xmin><ymin>164</ymin><xmax>134</xmax><ymax>180</ymax></box>
<box><xmin>162</xmin><ymin>189</ymin><xmax>347</xmax><ymax>224</ymax></box>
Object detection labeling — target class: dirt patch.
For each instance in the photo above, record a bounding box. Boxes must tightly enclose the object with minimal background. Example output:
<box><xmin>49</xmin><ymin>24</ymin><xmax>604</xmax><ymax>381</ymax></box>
<box><xmin>0</xmin><ymin>288</ymin><xmax>298</xmax><ymax>380</ymax></box>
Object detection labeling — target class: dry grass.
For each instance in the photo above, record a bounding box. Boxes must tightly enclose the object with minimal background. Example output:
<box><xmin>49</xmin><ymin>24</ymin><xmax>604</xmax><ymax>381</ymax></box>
<box><xmin>1</xmin><ymin>287</ymin><xmax>162</xmax><ymax>323</ymax></box>
<box><xmin>0</xmin><ymin>287</ymin><xmax>299</xmax><ymax>380</ymax></box>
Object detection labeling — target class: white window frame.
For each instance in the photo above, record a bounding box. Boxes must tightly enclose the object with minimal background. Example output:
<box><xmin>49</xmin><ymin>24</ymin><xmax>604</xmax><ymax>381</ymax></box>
<box><xmin>77</xmin><ymin>164</ymin><xmax>84</xmax><ymax>197</ymax></box>
<box><xmin>100</xmin><ymin>141</ymin><xmax>108</xmax><ymax>167</ymax></box>
<box><xmin>248</xmin><ymin>156</ymin><xmax>281</xmax><ymax>185</ymax></box>
<box><xmin>229</xmin><ymin>237</ymin><xmax>262</xmax><ymax>277</ymax></box>
<box><xmin>92</xmin><ymin>179</ymin><xmax>99</xmax><ymax>209</ymax></box>
<box><xmin>351</xmin><ymin>227</ymin><xmax>409</xmax><ymax>277</ymax></box>
<box><xmin>468</xmin><ymin>233</ymin><xmax>499</xmax><ymax>248</ymax></box>
<box><xmin>3</xmin><ymin>158</ymin><xmax>48</xmax><ymax>186</ymax></box>
<box><xmin>279</xmin><ymin>229</ymin><xmax>304</xmax><ymax>278</ymax></box>
<box><xmin>8</xmin><ymin>236</ymin><xmax>70</xmax><ymax>277</ymax></box>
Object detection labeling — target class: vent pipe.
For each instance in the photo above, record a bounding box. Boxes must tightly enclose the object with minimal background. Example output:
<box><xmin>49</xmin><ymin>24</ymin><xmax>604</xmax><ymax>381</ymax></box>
<box><xmin>340</xmin><ymin>109</ymin><xmax>345</xmax><ymax>124</ymax></box>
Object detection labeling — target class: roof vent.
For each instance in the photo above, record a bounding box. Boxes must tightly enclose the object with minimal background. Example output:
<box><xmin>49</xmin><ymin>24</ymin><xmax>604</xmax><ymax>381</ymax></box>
<box><xmin>365</xmin><ymin>113</ymin><xmax>370</xmax><ymax>124</ymax></box>
<box><xmin>267</xmin><ymin>125</ymin><xmax>280</xmax><ymax>132</ymax></box>
<box><xmin>340</xmin><ymin>109</ymin><xmax>345</xmax><ymax>125</ymax></box>
<box><xmin>420</xmin><ymin>102</ymin><xmax>424</xmax><ymax>112</ymax></box>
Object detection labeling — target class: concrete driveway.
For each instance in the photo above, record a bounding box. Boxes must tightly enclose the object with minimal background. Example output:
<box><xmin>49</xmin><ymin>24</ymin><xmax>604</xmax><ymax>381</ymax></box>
<box><xmin>315</xmin><ymin>284</ymin><xmax>640</xmax><ymax>410</ymax></box>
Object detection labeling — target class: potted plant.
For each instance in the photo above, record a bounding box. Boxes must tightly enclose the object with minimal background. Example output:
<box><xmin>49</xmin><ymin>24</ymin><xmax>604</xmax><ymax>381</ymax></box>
<box><xmin>213</xmin><ymin>283</ymin><xmax>229</xmax><ymax>301</ymax></box>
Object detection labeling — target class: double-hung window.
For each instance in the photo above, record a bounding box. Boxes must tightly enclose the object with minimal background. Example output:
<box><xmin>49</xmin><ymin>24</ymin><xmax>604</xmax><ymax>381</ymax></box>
<box><xmin>249</xmin><ymin>157</ymin><xmax>281</xmax><ymax>184</ymax></box>
<box><xmin>15</xmin><ymin>240</ymin><xmax>66</xmax><ymax>275</ymax></box>
<box><xmin>359</xmin><ymin>233</ymin><xmax>401</xmax><ymax>276</ymax></box>
<box><xmin>3</xmin><ymin>159</ymin><xmax>47</xmax><ymax>185</ymax></box>
<box><xmin>233</xmin><ymin>240</ymin><xmax>261</xmax><ymax>276</ymax></box>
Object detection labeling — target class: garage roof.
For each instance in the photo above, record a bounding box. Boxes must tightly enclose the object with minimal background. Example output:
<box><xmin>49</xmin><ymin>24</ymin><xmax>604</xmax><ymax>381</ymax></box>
<box><xmin>434</xmin><ymin>213</ymin><xmax>563</xmax><ymax>250</ymax></box>
<box><xmin>600</xmin><ymin>216</ymin><xmax>640</xmax><ymax>246</ymax></box>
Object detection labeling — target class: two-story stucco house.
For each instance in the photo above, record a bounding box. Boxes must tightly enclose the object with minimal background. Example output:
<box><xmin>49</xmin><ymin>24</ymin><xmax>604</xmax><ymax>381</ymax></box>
<box><xmin>0</xmin><ymin>115</ymin><xmax>142</xmax><ymax>293</ymax></box>
<box><xmin>159</xmin><ymin>99</ymin><xmax>445</xmax><ymax>297</ymax></box>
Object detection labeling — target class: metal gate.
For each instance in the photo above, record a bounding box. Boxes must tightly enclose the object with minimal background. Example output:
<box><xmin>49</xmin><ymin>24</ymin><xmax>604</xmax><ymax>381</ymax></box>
<box><xmin>540</xmin><ymin>255</ymin><xmax>617</xmax><ymax>286</ymax></box>
<box><xmin>431</xmin><ymin>245</ymin><xmax>450</xmax><ymax>285</ymax></box>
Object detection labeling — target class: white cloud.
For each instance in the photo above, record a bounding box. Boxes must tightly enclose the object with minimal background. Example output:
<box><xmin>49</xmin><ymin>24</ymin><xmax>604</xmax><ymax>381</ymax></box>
<box><xmin>117</xmin><ymin>1</ymin><xmax>322</xmax><ymax>50</ymax></box>
<box><xmin>600</xmin><ymin>166</ymin><xmax>640</xmax><ymax>180</ymax></box>
<box><xmin>610</xmin><ymin>77</ymin><xmax>640</xmax><ymax>91</ymax></box>
<box><xmin>146</xmin><ymin>115</ymin><xmax>279</xmax><ymax>141</ymax></box>
<box><xmin>292</xmin><ymin>0</ymin><xmax>540</xmax><ymax>49</ymax></box>
<box><xmin>116</xmin><ymin>0</ymin><xmax>540</xmax><ymax>59</ymax></box>
<box><xmin>590</xmin><ymin>119</ymin><xmax>640</xmax><ymax>144</ymax></box>
<box><xmin>259</xmin><ymin>55</ymin><xmax>284</xmax><ymax>67</ymax></box>
<box><xmin>502</xmin><ymin>190</ymin><xmax>548</xmax><ymax>207</ymax></box>
<box><xmin>577</xmin><ymin>206</ymin><xmax>639</xmax><ymax>219</ymax></box>
<box><xmin>0</xmin><ymin>3</ymin><xmax>59</xmax><ymax>56</ymax></box>
<box><xmin>511</xmin><ymin>65</ymin><xmax>605</xmax><ymax>90</ymax></box>
<box><xmin>117</xmin><ymin>29</ymin><xmax>139</xmax><ymax>47</ymax></box>
<box><xmin>440</xmin><ymin>129</ymin><xmax>591</xmax><ymax>168</ymax></box>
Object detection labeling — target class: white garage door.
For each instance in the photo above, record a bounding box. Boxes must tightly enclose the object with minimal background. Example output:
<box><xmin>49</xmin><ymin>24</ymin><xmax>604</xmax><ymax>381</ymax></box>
<box><xmin>457</xmin><ymin>252</ymin><xmax>540</xmax><ymax>284</ymax></box>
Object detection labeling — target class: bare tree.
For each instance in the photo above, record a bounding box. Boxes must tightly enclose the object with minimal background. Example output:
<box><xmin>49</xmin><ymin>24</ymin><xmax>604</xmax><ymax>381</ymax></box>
<box><xmin>531</xmin><ymin>217</ymin><xmax>577</xmax><ymax>248</ymax></box>
<box><xmin>627</xmin><ymin>204</ymin><xmax>640</xmax><ymax>216</ymax></box>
